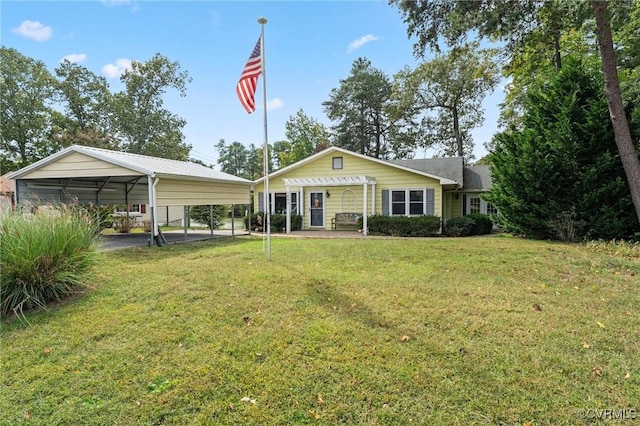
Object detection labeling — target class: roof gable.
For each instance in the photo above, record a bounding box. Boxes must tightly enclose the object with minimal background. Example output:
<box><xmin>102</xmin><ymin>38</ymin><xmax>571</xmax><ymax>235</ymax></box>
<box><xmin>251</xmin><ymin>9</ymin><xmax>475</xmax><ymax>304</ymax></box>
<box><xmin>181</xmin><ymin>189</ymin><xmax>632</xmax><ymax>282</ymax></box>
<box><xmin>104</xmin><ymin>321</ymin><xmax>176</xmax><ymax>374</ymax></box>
<box><xmin>9</xmin><ymin>145</ymin><xmax>251</xmax><ymax>184</ymax></box>
<box><xmin>255</xmin><ymin>146</ymin><xmax>457</xmax><ymax>185</ymax></box>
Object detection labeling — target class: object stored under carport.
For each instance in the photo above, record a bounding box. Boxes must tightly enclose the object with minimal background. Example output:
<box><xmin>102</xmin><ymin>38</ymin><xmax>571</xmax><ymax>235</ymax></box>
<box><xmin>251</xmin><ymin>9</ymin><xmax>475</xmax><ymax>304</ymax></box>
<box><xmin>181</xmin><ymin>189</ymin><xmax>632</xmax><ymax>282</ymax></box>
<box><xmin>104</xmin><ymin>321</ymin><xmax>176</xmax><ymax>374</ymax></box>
<box><xmin>150</xmin><ymin>227</ymin><xmax>167</xmax><ymax>247</ymax></box>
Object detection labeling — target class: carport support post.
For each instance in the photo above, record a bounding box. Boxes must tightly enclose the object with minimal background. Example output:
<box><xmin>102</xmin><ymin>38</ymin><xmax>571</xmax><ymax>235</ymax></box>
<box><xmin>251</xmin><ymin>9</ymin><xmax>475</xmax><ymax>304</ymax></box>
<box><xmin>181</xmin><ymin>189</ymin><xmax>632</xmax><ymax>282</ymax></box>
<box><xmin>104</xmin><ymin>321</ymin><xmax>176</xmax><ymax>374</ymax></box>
<box><xmin>210</xmin><ymin>205</ymin><xmax>214</xmax><ymax>236</ymax></box>
<box><xmin>184</xmin><ymin>206</ymin><xmax>189</xmax><ymax>241</ymax></box>
<box><xmin>231</xmin><ymin>204</ymin><xmax>235</xmax><ymax>237</ymax></box>
<box><xmin>148</xmin><ymin>175</ymin><xmax>159</xmax><ymax>246</ymax></box>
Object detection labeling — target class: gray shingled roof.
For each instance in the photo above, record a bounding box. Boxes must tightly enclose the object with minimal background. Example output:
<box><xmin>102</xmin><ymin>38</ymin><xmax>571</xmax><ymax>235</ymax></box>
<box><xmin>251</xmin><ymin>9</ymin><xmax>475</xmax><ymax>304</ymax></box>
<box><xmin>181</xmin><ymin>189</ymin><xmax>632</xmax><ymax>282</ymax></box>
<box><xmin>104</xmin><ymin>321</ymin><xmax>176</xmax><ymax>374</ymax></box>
<box><xmin>388</xmin><ymin>157</ymin><xmax>464</xmax><ymax>187</ymax></box>
<box><xmin>463</xmin><ymin>165</ymin><xmax>492</xmax><ymax>190</ymax></box>
<box><xmin>9</xmin><ymin>145</ymin><xmax>252</xmax><ymax>184</ymax></box>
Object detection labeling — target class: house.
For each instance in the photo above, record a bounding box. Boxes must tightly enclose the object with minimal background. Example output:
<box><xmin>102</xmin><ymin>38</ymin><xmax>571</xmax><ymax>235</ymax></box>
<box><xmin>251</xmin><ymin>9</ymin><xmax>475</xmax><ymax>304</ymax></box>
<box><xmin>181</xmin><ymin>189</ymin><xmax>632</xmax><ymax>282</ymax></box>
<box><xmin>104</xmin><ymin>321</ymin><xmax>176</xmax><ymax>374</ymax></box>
<box><xmin>0</xmin><ymin>173</ymin><xmax>16</xmax><ymax>211</ymax></box>
<box><xmin>253</xmin><ymin>146</ymin><xmax>494</xmax><ymax>235</ymax></box>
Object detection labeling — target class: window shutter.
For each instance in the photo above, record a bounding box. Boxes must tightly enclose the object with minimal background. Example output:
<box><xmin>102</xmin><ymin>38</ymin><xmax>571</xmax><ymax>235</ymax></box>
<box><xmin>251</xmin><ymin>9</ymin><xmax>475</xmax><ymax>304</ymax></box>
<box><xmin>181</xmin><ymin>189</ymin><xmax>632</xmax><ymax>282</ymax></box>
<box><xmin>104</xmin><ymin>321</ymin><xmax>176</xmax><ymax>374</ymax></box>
<box><xmin>425</xmin><ymin>188</ymin><xmax>434</xmax><ymax>216</ymax></box>
<box><xmin>140</xmin><ymin>204</ymin><xmax>146</xmax><ymax>214</ymax></box>
<box><xmin>382</xmin><ymin>190</ymin><xmax>389</xmax><ymax>215</ymax></box>
<box><xmin>462</xmin><ymin>194</ymin><xmax>467</xmax><ymax>215</ymax></box>
<box><xmin>258</xmin><ymin>192</ymin><xmax>264</xmax><ymax>212</ymax></box>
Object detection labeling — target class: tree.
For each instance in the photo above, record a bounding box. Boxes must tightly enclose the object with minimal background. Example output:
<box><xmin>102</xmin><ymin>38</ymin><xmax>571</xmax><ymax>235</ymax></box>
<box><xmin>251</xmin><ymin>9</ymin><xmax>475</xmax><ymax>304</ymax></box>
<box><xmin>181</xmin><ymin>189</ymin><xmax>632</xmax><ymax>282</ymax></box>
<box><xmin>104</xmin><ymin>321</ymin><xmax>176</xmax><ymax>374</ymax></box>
<box><xmin>591</xmin><ymin>0</ymin><xmax>640</xmax><ymax>225</ymax></box>
<box><xmin>390</xmin><ymin>0</ymin><xmax>640</xmax><ymax>224</ymax></box>
<box><xmin>189</xmin><ymin>205</ymin><xmax>228</xmax><ymax>229</ymax></box>
<box><xmin>273</xmin><ymin>109</ymin><xmax>330</xmax><ymax>168</ymax></box>
<box><xmin>215</xmin><ymin>139</ymin><xmax>249</xmax><ymax>178</ymax></box>
<box><xmin>244</xmin><ymin>143</ymin><xmax>263</xmax><ymax>180</ymax></box>
<box><xmin>0</xmin><ymin>47</ymin><xmax>57</xmax><ymax>172</ymax></box>
<box><xmin>323</xmin><ymin>58</ymin><xmax>416</xmax><ymax>159</ymax></box>
<box><xmin>111</xmin><ymin>53</ymin><xmax>192</xmax><ymax>160</ymax></box>
<box><xmin>485</xmin><ymin>57</ymin><xmax>639</xmax><ymax>240</ymax></box>
<box><xmin>393</xmin><ymin>43</ymin><xmax>499</xmax><ymax>159</ymax></box>
<box><xmin>52</xmin><ymin>60</ymin><xmax>118</xmax><ymax>150</ymax></box>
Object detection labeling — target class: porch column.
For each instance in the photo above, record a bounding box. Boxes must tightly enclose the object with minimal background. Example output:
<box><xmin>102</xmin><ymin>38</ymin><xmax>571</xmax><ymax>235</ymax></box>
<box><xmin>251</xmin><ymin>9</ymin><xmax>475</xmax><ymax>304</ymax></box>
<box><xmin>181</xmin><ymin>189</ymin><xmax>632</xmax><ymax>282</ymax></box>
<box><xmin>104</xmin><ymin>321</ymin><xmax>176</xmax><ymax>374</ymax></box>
<box><xmin>362</xmin><ymin>182</ymin><xmax>368</xmax><ymax>236</ymax></box>
<box><xmin>371</xmin><ymin>183</ymin><xmax>376</xmax><ymax>215</ymax></box>
<box><xmin>300</xmin><ymin>186</ymin><xmax>306</xmax><ymax>229</ymax></box>
<box><xmin>285</xmin><ymin>185</ymin><xmax>291</xmax><ymax>233</ymax></box>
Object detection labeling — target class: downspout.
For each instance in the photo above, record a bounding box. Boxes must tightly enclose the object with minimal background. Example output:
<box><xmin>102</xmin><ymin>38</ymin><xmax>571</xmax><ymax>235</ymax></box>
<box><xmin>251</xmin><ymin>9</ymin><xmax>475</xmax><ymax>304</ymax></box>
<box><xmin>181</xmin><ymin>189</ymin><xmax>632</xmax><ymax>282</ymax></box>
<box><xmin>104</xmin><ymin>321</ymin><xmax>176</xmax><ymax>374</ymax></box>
<box><xmin>148</xmin><ymin>175</ymin><xmax>159</xmax><ymax>243</ymax></box>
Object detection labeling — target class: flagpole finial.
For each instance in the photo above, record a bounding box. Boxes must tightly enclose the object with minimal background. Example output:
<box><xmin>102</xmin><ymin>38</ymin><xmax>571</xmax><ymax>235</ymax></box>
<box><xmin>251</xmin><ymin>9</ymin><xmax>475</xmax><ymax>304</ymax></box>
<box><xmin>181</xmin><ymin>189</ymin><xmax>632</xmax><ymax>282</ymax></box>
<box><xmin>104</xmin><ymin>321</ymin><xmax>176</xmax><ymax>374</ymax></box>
<box><xmin>258</xmin><ymin>17</ymin><xmax>267</xmax><ymax>24</ymax></box>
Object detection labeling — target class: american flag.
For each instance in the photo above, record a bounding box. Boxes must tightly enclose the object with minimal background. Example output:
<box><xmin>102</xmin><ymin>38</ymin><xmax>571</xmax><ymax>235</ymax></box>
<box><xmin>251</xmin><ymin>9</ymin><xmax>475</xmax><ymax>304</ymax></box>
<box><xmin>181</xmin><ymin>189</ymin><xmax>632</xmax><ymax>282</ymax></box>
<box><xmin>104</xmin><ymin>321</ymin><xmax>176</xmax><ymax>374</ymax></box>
<box><xmin>236</xmin><ymin>36</ymin><xmax>262</xmax><ymax>114</ymax></box>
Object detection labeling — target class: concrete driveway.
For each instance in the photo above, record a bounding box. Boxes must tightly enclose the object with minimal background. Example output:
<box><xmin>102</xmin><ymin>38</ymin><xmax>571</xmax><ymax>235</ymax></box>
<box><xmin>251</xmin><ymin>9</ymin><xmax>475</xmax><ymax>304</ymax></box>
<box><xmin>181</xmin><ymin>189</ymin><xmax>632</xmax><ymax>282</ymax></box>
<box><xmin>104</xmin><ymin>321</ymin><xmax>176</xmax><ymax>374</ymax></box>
<box><xmin>98</xmin><ymin>229</ymin><xmax>248</xmax><ymax>251</ymax></box>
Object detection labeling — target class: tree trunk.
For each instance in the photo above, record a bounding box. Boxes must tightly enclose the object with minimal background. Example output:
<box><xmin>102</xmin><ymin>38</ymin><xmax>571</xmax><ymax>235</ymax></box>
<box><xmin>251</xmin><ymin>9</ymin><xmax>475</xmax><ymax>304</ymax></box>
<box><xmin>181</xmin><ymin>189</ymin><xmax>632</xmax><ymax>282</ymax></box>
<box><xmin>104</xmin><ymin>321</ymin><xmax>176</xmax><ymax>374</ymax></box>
<box><xmin>452</xmin><ymin>107</ymin><xmax>463</xmax><ymax>158</ymax></box>
<box><xmin>553</xmin><ymin>34</ymin><xmax>561</xmax><ymax>70</ymax></box>
<box><xmin>591</xmin><ymin>0</ymin><xmax>640</xmax><ymax>225</ymax></box>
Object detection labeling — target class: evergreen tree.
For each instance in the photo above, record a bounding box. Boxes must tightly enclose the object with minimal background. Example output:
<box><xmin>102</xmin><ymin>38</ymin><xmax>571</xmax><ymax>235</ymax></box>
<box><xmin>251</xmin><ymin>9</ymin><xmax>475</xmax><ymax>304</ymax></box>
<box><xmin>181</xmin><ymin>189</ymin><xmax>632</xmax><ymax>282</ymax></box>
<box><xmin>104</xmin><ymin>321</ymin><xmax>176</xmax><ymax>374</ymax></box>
<box><xmin>485</xmin><ymin>57</ymin><xmax>639</xmax><ymax>240</ymax></box>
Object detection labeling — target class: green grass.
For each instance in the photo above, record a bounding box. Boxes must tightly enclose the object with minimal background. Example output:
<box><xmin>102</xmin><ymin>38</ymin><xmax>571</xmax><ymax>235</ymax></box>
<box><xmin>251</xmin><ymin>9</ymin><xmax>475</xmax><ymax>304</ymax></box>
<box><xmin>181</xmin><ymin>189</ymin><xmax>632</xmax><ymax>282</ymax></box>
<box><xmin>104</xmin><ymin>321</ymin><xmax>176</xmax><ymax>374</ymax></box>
<box><xmin>1</xmin><ymin>235</ymin><xmax>638</xmax><ymax>425</ymax></box>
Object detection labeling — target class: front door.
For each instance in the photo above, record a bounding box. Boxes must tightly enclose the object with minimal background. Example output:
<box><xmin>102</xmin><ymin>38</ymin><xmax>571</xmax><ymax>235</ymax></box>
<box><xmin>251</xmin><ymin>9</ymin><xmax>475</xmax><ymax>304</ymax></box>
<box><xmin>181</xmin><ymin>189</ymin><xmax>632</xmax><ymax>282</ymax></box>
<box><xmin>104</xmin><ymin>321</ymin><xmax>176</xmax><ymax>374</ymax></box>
<box><xmin>309</xmin><ymin>192</ymin><xmax>324</xmax><ymax>227</ymax></box>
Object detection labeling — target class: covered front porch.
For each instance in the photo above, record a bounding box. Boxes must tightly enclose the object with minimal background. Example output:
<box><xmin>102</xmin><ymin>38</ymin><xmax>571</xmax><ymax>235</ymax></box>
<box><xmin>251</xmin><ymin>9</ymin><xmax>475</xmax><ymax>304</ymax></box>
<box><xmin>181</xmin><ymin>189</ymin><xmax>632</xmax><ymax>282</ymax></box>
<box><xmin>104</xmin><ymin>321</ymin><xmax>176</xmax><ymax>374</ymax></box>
<box><xmin>281</xmin><ymin>176</ymin><xmax>376</xmax><ymax>236</ymax></box>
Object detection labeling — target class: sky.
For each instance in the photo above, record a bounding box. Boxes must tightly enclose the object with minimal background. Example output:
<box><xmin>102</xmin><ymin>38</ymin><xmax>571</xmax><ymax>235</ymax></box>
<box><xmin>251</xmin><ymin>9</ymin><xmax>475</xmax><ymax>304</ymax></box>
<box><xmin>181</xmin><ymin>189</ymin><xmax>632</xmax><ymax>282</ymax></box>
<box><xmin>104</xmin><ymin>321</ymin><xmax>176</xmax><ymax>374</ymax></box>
<box><xmin>1</xmin><ymin>0</ymin><xmax>505</xmax><ymax>165</ymax></box>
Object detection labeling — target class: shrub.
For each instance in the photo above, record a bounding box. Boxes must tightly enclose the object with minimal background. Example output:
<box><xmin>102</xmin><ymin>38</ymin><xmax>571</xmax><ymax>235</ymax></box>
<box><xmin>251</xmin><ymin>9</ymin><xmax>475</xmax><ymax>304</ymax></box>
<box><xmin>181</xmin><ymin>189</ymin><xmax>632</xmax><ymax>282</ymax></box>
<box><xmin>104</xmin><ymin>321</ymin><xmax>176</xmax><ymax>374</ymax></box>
<box><xmin>0</xmin><ymin>203</ymin><xmax>99</xmax><ymax>319</ymax></box>
<box><xmin>443</xmin><ymin>216</ymin><xmax>476</xmax><ymax>237</ymax></box>
<box><xmin>367</xmin><ymin>215</ymin><xmax>441</xmax><ymax>237</ymax></box>
<box><xmin>189</xmin><ymin>205</ymin><xmax>228</xmax><ymax>229</ymax></box>
<box><xmin>84</xmin><ymin>204</ymin><xmax>115</xmax><ymax>230</ymax></box>
<box><xmin>113</xmin><ymin>214</ymin><xmax>137</xmax><ymax>233</ymax></box>
<box><xmin>466</xmin><ymin>213</ymin><xmax>494</xmax><ymax>235</ymax></box>
<box><xmin>245</xmin><ymin>212</ymin><xmax>302</xmax><ymax>232</ymax></box>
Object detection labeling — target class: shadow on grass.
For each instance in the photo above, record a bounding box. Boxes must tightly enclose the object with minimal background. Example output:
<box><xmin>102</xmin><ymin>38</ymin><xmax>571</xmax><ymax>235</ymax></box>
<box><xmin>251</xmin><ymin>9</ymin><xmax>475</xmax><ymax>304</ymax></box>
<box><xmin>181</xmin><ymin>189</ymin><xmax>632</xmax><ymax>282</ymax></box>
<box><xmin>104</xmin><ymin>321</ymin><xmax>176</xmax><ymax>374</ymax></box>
<box><xmin>305</xmin><ymin>278</ymin><xmax>392</xmax><ymax>329</ymax></box>
<box><xmin>98</xmin><ymin>235</ymin><xmax>256</xmax><ymax>262</ymax></box>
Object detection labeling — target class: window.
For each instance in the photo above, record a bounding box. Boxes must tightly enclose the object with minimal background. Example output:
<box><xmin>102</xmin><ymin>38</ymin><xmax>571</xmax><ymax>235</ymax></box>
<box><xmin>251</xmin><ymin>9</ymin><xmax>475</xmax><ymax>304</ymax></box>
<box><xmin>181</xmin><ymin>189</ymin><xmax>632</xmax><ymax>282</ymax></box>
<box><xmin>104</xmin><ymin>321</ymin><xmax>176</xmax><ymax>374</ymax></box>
<box><xmin>464</xmin><ymin>195</ymin><xmax>498</xmax><ymax>216</ymax></box>
<box><xmin>469</xmin><ymin>197</ymin><xmax>481</xmax><ymax>214</ymax></box>
<box><xmin>409</xmin><ymin>190</ymin><xmax>424</xmax><ymax>215</ymax></box>
<box><xmin>391</xmin><ymin>190</ymin><xmax>406</xmax><ymax>215</ymax></box>
<box><xmin>387</xmin><ymin>189</ymin><xmax>434</xmax><ymax>216</ymax></box>
<box><xmin>273</xmin><ymin>192</ymin><xmax>298</xmax><ymax>214</ymax></box>
<box><xmin>116</xmin><ymin>204</ymin><xmax>144</xmax><ymax>214</ymax></box>
<box><xmin>332</xmin><ymin>156</ymin><xmax>343</xmax><ymax>170</ymax></box>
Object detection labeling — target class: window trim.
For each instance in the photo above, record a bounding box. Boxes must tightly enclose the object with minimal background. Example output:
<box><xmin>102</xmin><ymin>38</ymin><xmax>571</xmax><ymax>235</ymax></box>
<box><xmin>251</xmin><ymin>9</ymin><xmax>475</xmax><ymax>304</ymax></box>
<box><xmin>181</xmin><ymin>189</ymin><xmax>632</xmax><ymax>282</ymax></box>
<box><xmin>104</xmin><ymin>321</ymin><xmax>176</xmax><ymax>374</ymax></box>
<box><xmin>466</xmin><ymin>195</ymin><xmax>497</xmax><ymax>216</ymax></box>
<box><xmin>389</xmin><ymin>188</ymin><xmax>428</xmax><ymax>216</ymax></box>
<box><xmin>332</xmin><ymin>156</ymin><xmax>343</xmax><ymax>170</ymax></box>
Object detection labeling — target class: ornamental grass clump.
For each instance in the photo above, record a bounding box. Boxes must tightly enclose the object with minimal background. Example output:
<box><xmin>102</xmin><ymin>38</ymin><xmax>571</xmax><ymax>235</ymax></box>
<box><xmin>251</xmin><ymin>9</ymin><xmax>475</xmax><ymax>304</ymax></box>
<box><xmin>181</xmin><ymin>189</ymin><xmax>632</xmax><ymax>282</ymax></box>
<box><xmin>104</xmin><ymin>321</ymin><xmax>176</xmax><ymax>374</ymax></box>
<box><xmin>0</xmin><ymin>203</ymin><xmax>100</xmax><ymax>319</ymax></box>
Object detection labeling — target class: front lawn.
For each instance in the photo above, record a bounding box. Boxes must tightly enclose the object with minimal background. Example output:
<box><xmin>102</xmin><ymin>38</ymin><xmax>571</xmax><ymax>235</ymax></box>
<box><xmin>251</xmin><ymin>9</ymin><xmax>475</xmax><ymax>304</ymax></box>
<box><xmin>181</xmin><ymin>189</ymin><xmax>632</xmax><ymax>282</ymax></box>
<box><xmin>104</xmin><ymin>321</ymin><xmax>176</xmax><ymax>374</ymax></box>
<box><xmin>1</xmin><ymin>236</ymin><xmax>638</xmax><ymax>425</ymax></box>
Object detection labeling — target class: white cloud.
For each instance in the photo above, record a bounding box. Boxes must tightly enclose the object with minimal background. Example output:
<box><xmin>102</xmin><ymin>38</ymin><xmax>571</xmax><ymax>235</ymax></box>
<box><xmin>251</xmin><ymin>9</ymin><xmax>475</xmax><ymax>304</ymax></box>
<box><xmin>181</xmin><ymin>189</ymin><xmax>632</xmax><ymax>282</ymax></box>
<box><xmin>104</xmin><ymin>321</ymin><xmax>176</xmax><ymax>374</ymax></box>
<box><xmin>12</xmin><ymin>20</ymin><xmax>53</xmax><ymax>41</ymax></box>
<box><xmin>347</xmin><ymin>34</ymin><xmax>380</xmax><ymax>53</ymax></box>
<box><xmin>102</xmin><ymin>58</ymin><xmax>133</xmax><ymax>79</ymax></box>
<box><xmin>102</xmin><ymin>0</ymin><xmax>138</xmax><ymax>12</ymax></box>
<box><xmin>61</xmin><ymin>53</ymin><xmax>87</xmax><ymax>64</ymax></box>
<box><xmin>101</xmin><ymin>0</ymin><xmax>131</xmax><ymax>6</ymax></box>
<box><xmin>267</xmin><ymin>97</ymin><xmax>284</xmax><ymax>111</ymax></box>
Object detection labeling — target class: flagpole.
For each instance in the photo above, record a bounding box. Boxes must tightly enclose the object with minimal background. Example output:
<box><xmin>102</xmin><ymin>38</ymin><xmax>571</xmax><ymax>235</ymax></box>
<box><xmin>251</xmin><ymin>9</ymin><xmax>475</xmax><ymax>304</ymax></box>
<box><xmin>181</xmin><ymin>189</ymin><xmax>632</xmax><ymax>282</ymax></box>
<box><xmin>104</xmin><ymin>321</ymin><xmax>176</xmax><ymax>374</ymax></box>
<box><xmin>258</xmin><ymin>16</ymin><xmax>271</xmax><ymax>261</ymax></box>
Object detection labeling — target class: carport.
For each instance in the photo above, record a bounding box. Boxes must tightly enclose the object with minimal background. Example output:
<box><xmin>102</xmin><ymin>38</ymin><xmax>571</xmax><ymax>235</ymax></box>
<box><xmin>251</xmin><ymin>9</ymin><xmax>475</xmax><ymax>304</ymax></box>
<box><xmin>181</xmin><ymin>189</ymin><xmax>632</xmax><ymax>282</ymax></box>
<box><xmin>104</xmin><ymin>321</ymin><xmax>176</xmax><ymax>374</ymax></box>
<box><xmin>8</xmin><ymin>145</ymin><xmax>253</xmax><ymax>246</ymax></box>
